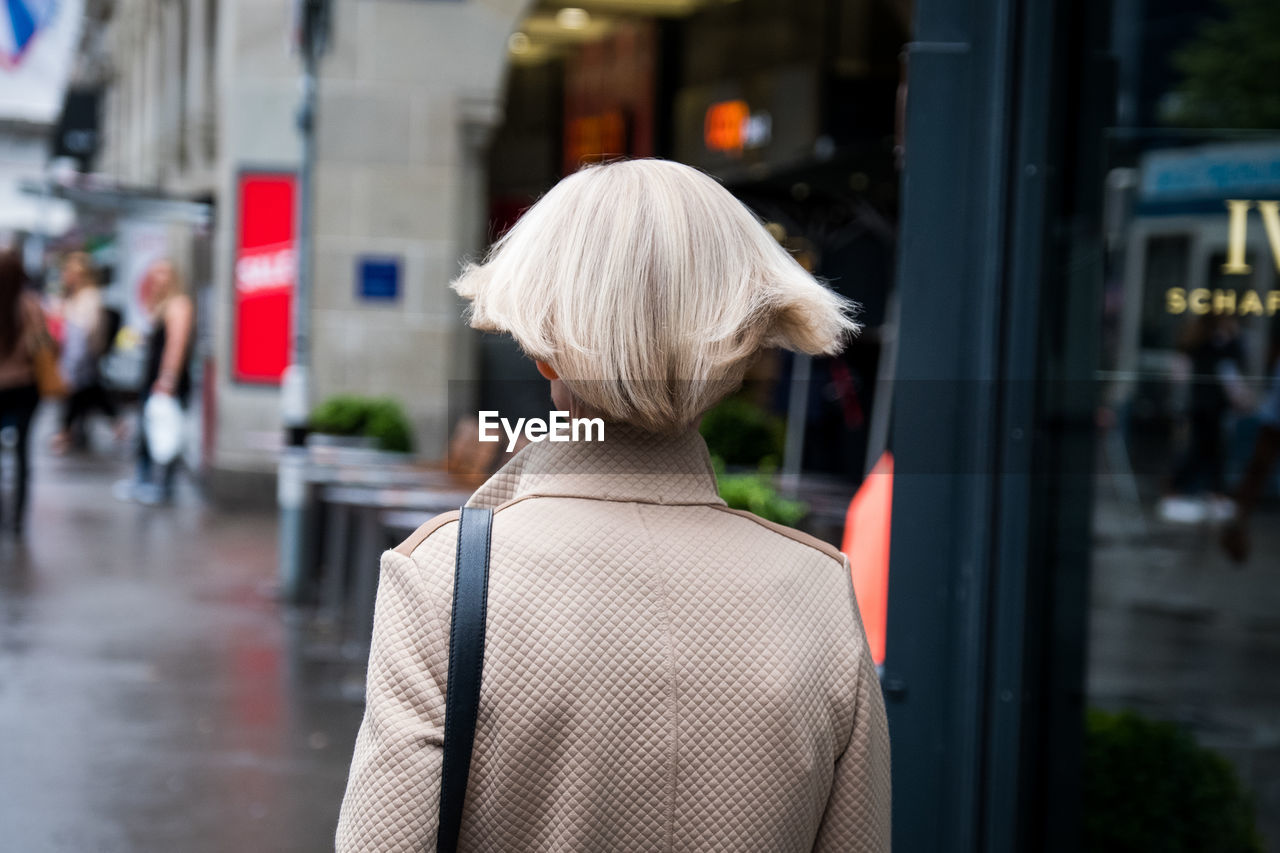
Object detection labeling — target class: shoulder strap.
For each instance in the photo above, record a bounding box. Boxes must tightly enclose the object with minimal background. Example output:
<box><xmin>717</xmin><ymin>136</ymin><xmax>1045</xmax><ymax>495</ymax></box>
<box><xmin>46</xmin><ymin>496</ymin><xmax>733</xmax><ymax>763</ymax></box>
<box><xmin>437</xmin><ymin>506</ymin><xmax>493</xmax><ymax>853</ymax></box>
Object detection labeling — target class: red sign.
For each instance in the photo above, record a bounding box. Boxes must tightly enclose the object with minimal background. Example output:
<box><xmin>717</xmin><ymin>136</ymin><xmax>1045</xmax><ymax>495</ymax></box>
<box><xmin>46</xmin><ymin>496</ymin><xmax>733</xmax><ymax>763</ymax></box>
<box><xmin>233</xmin><ymin>172</ymin><xmax>296</xmax><ymax>384</ymax></box>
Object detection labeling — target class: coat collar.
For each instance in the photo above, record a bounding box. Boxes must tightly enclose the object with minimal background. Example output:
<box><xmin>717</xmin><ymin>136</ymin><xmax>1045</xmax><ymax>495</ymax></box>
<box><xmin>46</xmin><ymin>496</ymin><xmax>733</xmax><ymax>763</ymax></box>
<box><xmin>466</xmin><ymin>422</ymin><xmax>726</xmax><ymax>508</ymax></box>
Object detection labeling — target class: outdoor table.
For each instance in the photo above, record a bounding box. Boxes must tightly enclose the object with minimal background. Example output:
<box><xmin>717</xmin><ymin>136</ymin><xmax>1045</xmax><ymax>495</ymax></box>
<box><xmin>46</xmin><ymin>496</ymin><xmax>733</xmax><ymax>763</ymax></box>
<box><xmin>318</xmin><ymin>483</ymin><xmax>472</xmax><ymax>656</ymax></box>
<box><xmin>298</xmin><ymin>445</ymin><xmax>458</xmax><ymax>604</ymax></box>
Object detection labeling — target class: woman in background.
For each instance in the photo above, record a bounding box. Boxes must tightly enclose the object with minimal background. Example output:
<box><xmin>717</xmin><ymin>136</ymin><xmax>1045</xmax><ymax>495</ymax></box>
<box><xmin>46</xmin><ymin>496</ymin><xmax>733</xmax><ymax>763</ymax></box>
<box><xmin>51</xmin><ymin>252</ymin><xmax>121</xmax><ymax>453</ymax></box>
<box><xmin>115</xmin><ymin>259</ymin><xmax>194</xmax><ymax>505</ymax></box>
<box><xmin>0</xmin><ymin>250</ymin><xmax>48</xmax><ymax>535</ymax></box>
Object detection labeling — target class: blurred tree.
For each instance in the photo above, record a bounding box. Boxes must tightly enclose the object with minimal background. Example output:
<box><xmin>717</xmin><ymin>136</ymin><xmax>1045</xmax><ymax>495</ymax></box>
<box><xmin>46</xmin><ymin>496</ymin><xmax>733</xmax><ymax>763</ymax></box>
<box><xmin>1171</xmin><ymin>0</ymin><xmax>1280</xmax><ymax>129</ymax></box>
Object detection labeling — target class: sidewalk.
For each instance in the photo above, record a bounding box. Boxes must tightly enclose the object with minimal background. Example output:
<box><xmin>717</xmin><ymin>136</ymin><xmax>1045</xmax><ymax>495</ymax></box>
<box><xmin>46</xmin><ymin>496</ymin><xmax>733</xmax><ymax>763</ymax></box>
<box><xmin>1090</xmin><ymin>481</ymin><xmax>1280</xmax><ymax>849</ymax></box>
<box><xmin>0</xmin><ymin>411</ymin><xmax>365</xmax><ymax>853</ymax></box>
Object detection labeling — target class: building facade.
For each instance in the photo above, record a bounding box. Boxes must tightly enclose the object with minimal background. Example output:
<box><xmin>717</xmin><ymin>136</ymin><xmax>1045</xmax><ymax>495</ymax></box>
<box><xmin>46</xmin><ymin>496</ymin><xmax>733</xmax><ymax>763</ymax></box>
<box><xmin>99</xmin><ymin>0</ymin><xmax>528</xmax><ymax>497</ymax></box>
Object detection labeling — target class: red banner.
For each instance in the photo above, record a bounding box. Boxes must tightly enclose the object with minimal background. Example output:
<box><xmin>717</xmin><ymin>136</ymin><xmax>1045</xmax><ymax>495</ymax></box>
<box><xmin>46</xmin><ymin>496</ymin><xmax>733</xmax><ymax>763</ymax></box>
<box><xmin>233</xmin><ymin>172</ymin><xmax>296</xmax><ymax>384</ymax></box>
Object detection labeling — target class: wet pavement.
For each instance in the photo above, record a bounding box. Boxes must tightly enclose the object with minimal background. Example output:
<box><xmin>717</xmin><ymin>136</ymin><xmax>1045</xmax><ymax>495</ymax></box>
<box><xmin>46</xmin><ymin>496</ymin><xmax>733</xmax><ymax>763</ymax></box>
<box><xmin>1090</xmin><ymin>479</ymin><xmax>1280</xmax><ymax>849</ymax></box>
<box><xmin>7</xmin><ymin>407</ymin><xmax>1279</xmax><ymax>851</ymax></box>
<box><xmin>0</xmin><ymin>413</ymin><xmax>365</xmax><ymax>853</ymax></box>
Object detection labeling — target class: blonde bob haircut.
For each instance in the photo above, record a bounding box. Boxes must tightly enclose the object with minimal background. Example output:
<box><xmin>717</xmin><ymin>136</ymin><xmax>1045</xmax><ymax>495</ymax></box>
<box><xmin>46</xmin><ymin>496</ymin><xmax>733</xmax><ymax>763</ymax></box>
<box><xmin>453</xmin><ymin>159</ymin><xmax>860</xmax><ymax>432</ymax></box>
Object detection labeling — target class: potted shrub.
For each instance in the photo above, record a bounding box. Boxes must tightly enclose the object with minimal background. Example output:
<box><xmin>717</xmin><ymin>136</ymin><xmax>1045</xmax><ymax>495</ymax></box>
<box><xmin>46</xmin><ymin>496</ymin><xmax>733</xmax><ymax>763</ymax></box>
<box><xmin>1085</xmin><ymin>709</ymin><xmax>1263</xmax><ymax>852</ymax></box>
<box><xmin>702</xmin><ymin>396</ymin><xmax>806</xmax><ymax>527</ymax></box>
<box><xmin>710</xmin><ymin>456</ymin><xmax>807</xmax><ymax>527</ymax></box>
<box><xmin>700</xmin><ymin>395</ymin><xmax>786</xmax><ymax>469</ymax></box>
<box><xmin>308</xmin><ymin>395</ymin><xmax>415</xmax><ymax>453</ymax></box>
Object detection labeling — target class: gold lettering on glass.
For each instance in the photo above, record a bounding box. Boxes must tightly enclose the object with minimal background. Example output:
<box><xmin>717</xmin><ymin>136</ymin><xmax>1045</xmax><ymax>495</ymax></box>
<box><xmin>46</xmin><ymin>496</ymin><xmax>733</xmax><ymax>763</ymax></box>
<box><xmin>1190</xmin><ymin>288</ymin><xmax>1212</xmax><ymax>314</ymax></box>
<box><xmin>1258</xmin><ymin>201</ymin><xmax>1280</xmax><ymax>275</ymax></box>
<box><xmin>1223</xmin><ymin>199</ymin><xmax>1254</xmax><ymax>274</ymax></box>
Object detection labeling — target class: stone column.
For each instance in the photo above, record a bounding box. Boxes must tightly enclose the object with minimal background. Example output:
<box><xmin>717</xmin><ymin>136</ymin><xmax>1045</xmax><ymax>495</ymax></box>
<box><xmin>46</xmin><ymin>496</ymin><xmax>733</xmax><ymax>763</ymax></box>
<box><xmin>207</xmin><ymin>0</ymin><xmax>525</xmax><ymax>499</ymax></box>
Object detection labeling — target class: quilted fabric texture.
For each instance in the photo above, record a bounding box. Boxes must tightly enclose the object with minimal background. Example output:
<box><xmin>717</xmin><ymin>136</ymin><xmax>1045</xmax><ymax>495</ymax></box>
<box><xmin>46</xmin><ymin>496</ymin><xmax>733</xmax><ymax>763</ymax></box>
<box><xmin>336</xmin><ymin>425</ymin><xmax>890</xmax><ymax>852</ymax></box>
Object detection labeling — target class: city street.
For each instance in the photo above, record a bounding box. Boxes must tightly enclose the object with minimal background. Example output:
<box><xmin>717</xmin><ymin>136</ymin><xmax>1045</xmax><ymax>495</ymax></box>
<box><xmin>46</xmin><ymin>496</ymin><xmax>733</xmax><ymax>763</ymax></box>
<box><xmin>0</xmin><ymin>415</ymin><xmax>364</xmax><ymax>853</ymax></box>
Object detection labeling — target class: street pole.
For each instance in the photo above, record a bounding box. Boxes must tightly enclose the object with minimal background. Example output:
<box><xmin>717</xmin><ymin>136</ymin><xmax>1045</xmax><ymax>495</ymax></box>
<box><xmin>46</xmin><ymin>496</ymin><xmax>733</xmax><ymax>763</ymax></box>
<box><xmin>279</xmin><ymin>0</ymin><xmax>329</xmax><ymax>602</ymax></box>
<box><xmin>780</xmin><ymin>353</ymin><xmax>810</xmax><ymax>495</ymax></box>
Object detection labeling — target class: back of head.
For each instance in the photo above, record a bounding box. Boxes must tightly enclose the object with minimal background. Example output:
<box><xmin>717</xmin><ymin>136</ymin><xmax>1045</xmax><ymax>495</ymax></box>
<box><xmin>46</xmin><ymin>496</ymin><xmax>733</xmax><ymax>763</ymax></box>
<box><xmin>453</xmin><ymin>159</ymin><xmax>859</xmax><ymax>432</ymax></box>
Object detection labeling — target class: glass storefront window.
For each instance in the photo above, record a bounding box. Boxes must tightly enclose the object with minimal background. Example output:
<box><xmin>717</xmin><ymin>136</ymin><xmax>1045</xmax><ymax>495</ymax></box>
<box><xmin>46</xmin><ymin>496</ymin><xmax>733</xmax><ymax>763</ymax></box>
<box><xmin>1087</xmin><ymin>2</ymin><xmax>1280</xmax><ymax>847</ymax></box>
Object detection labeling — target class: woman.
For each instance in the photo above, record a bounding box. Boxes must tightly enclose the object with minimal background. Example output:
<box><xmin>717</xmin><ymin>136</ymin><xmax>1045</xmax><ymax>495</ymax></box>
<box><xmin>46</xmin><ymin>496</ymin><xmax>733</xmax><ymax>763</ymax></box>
<box><xmin>338</xmin><ymin>160</ymin><xmax>890</xmax><ymax>852</ymax></box>
<box><xmin>115</xmin><ymin>259</ymin><xmax>194</xmax><ymax>505</ymax></box>
<box><xmin>0</xmin><ymin>250</ymin><xmax>47</xmax><ymax>535</ymax></box>
<box><xmin>51</xmin><ymin>252</ymin><xmax>121</xmax><ymax>453</ymax></box>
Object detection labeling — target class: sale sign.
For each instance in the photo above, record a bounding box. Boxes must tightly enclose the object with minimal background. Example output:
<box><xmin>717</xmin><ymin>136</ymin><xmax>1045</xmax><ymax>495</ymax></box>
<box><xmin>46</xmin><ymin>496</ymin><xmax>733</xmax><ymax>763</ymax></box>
<box><xmin>233</xmin><ymin>172</ymin><xmax>296</xmax><ymax>384</ymax></box>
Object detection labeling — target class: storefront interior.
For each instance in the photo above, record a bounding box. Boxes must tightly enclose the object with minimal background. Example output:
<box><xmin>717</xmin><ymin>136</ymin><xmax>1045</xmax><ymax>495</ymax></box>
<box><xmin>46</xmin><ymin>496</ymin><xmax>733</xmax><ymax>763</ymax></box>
<box><xmin>481</xmin><ymin>0</ymin><xmax>910</xmax><ymax>498</ymax></box>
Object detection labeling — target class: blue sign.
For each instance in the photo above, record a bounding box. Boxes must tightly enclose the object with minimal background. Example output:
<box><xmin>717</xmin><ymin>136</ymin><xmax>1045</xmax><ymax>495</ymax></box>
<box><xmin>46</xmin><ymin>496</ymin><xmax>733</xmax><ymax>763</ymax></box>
<box><xmin>358</xmin><ymin>256</ymin><xmax>400</xmax><ymax>302</ymax></box>
<box><xmin>1140</xmin><ymin>142</ymin><xmax>1280</xmax><ymax>203</ymax></box>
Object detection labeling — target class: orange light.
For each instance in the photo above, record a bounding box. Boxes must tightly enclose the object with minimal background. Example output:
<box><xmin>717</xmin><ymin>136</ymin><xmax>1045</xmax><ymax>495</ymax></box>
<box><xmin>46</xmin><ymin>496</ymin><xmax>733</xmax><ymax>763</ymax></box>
<box><xmin>704</xmin><ymin>99</ymin><xmax>750</xmax><ymax>154</ymax></box>
<box><xmin>567</xmin><ymin>111</ymin><xmax>627</xmax><ymax>167</ymax></box>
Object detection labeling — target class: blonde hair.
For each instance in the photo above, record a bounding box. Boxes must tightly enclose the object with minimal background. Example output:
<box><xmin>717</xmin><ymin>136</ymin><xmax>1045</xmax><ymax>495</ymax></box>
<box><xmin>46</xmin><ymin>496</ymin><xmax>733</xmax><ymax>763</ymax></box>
<box><xmin>63</xmin><ymin>251</ymin><xmax>97</xmax><ymax>285</ymax></box>
<box><xmin>147</xmin><ymin>258</ymin><xmax>186</xmax><ymax>313</ymax></box>
<box><xmin>453</xmin><ymin>159</ymin><xmax>860</xmax><ymax>432</ymax></box>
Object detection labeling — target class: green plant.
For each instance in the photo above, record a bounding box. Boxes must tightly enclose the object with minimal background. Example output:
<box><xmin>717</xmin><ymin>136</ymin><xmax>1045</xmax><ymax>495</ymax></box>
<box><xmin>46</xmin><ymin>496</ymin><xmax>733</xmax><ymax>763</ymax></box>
<box><xmin>1085</xmin><ymin>709</ymin><xmax>1263</xmax><ymax>853</ymax></box>
<box><xmin>700</xmin><ymin>396</ymin><xmax>786</xmax><ymax>468</ymax></box>
<box><xmin>309</xmin><ymin>395</ymin><xmax>365</xmax><ymax>437</ymax></box>
<box><xmin>309</xmin><ymin>395</ymin><xmax>414</xmax><ymax>453</ymax></box>
<box><xmin>712</xmin><ymin>457</ymin><xmax>807</xmax><ymax>527</ymax></box>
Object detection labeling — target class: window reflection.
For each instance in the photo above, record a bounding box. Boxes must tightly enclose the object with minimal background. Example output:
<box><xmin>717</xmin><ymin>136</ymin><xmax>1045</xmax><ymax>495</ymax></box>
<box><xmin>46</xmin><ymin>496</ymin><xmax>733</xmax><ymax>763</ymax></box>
<box><xmin>1090</xmin><ymin>1</ymin><xmax>1280</xmax><ymax>847</ymax></box>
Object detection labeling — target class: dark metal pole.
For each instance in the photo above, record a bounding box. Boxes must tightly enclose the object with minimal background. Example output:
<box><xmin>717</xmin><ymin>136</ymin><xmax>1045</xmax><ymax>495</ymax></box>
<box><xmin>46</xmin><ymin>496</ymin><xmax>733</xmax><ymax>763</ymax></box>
<box><xmin>885</xmin><ymin>0</ymin><xmax>1107</xmax><ymax>849</ymax></box>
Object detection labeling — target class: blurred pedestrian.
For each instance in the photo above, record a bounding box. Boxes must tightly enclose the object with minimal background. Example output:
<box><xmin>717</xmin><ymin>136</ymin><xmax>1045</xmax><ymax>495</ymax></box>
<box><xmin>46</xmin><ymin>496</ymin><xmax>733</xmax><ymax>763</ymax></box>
<box><xmin>1160</xmin><ymin>314</ymin><xmax>1247</xmax><ymax>523</ymax></box>
<box><xmin>1221</xmin><ymin>350</ymin><xmax>1280</xmax><ymax>563</ymax></box>
<box><xmin>0</xmin><ymin>250</ymin><xmax>48</xmax><ymax>535</ymax></box>
<box><xmin>114</xmin><ymin>259</ymin><xmax>193</xmax><ymax>505</ymax></box>
<box><xmin>50</xmin><ymin>252</ymin><xmax>122</xmax><ymax>453</ymax></box>
<box><xmin>337</xmin><ymin>160</ymin><xmax>889</xmax><ymax>852</ymax></box>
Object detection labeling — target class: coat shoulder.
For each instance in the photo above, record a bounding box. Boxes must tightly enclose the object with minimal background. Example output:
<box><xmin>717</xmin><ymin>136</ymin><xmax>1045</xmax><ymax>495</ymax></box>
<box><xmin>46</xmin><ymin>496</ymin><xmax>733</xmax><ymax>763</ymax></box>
<box><xmin>392</xmin><ymin>509</ymin><xmax>461</xmax><ymax>558</ymax></box>
<box><xmin>709</xmin><ymin>505</ymin><xmax>845</xmax><ymax>565</ymax></box>
<box><xmin>391</xmin><ymin>496</ymin><xmax>538</xmax><ymax>561</ymax></box>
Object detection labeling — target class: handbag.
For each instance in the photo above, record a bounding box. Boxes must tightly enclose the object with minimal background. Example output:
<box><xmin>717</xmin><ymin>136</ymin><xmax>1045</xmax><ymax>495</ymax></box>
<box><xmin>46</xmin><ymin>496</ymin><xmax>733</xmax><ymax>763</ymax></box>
<box><xmin>31</xmin><ymin>338</ymin><xmax>68</xmax><ymax>399</ymax></box>
<box><xmin>144</xmin><ymin>393</ymin><xmax>185</xmax><ymax>464</ymax></box>
<box><xmin>438</xmin><ymin>506</ymin><xmax>493</xmax><ymax>853</ymax></box>
<box><xmin>31</xmin><ymin>328</ymin><xmax>68</xmax><ymax>399</ymax></box>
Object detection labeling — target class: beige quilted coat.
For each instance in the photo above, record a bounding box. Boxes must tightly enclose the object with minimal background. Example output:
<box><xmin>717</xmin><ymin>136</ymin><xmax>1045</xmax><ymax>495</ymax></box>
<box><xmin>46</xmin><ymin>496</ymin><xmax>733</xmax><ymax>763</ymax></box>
<box><xmin>336</xmin><ymin>425</ymin><xmax>890</xmax><ymax>852</ymax></box>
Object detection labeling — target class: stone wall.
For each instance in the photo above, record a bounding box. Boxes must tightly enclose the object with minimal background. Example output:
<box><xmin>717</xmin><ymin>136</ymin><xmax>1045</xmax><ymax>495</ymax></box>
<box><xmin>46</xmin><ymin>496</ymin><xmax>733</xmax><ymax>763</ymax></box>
<box><xmin>207</xmin><ymin>0</ymin><xmax>529</xmax><ymax>478</ymax></box>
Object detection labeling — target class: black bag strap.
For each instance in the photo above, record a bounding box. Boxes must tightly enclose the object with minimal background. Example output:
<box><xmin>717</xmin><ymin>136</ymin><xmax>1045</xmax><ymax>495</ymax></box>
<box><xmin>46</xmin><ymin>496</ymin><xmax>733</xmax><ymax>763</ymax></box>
<box><xmin>437</xmin><ymin>506</ymin><xmax>493</xmax><ymax>853</ymax></box>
